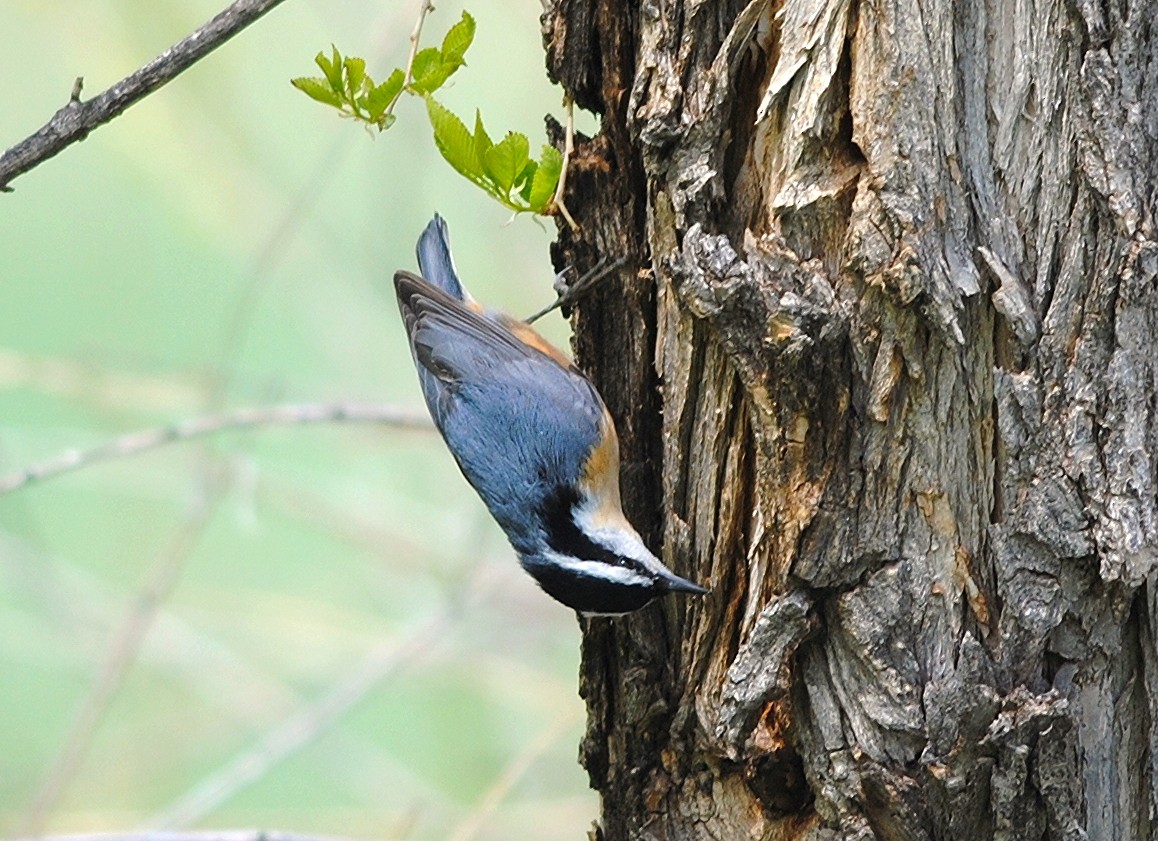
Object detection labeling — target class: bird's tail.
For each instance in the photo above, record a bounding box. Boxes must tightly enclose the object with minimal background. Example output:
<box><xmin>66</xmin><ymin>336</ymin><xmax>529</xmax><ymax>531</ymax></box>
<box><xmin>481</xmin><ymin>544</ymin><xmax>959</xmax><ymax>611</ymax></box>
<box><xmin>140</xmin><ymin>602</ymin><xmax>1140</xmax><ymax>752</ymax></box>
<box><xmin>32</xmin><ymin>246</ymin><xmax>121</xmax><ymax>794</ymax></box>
<box><xmin>416</xmin><ymin>214</ymin><xmax>471</xmax><ymax>302</ymax></box>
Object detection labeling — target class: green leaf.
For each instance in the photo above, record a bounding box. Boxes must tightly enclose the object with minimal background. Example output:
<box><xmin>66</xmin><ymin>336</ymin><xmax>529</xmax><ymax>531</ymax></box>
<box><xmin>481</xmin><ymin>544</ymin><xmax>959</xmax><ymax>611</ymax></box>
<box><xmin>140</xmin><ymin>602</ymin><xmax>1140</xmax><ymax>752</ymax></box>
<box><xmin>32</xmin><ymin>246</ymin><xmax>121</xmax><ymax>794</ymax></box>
<box><xmin>291</xmin><ymin>76</ymin><xmax>343</xmax><ymax>107</ymax></box>
<box><xmin>343</xmin><ymin>56</ymin><xmax>367</xmax><ymax>97</ymax></box>
<box><xmin>425</xmin><ymin>96</ymin><xmax>484</xmax><ymax>182</ymax></box>
<box><xmin>411</xmin><ymin>60</ymin><xmax>457</xmax><ymax>94</ymax></box>
<box><xmin>472</xmin><ymin>110</ymin><xmax>493</xmax><ymax>163</ymax></box>
<box><xmin>484</xmin><ymin>132</ymin><xmax>530</xmax><ymax>193</ymax></box>
<box><xmin>410</xmin><ymin>47</ymin><xmax>442</xmax><ymax>90</ymax></box>
<box><xmin>364</xmin><ymin>68</ymin><xmax>405</xmax><ymax>121</ymax></box>
<box><xmin>317</xmin><ymin>46</ymin><xmax>343</xmax><ymax>90</ymax></box>
<box><xmin>441</xmin><ymin>11</ymin><xmax>476</xmax><ymax>64</ymax></box>
<box><xmin>414</xmin><ymin>12</ymin><xmax>474</xmax><ymax>93</ymax></box>
<box><xmin>314</xmin><ymin>51</ymin><xmax>332</xmax><ymax>80</ymax></box>
<box><xmin>518</xmin><ymin>160</ymin><xmax>538</xmax><ymax>202</ymax></box>
<box><xmin>528</xmin><ymin>144</ymin><xmax>563</xmax><ymax>211</ymax></box>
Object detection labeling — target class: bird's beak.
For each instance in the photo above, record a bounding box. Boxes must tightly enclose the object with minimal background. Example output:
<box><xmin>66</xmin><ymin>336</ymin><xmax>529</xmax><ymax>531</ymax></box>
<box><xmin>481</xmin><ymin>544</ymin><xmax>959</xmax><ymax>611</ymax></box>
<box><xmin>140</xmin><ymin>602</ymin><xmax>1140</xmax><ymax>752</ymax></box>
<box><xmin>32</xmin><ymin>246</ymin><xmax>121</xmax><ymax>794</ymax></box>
<box><xmin>659</xmin><ymin>569</ymin><xmax>710</xmax><ymax>595</ymax></box>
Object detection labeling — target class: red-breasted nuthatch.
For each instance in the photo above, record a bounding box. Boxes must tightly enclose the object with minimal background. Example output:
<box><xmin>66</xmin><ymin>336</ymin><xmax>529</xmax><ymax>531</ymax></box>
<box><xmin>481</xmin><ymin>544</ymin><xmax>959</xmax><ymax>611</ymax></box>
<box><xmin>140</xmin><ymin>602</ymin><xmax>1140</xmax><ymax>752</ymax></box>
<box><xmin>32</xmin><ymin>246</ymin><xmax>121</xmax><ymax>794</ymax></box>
<box><xmin>394</xmin><ymin>215</ymin><xmax>709</xmax><ymax>615</ymax></box>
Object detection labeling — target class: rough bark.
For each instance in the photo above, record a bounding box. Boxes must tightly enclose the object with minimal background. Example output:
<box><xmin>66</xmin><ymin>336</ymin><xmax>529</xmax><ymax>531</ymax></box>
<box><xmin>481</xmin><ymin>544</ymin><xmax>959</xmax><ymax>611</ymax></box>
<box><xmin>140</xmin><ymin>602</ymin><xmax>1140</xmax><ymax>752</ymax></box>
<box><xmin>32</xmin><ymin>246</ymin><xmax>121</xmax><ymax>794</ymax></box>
<box><xmin>543</xmin><ymin>0</ymin><xmax>1158</xmax><ymax>838</ymax></box>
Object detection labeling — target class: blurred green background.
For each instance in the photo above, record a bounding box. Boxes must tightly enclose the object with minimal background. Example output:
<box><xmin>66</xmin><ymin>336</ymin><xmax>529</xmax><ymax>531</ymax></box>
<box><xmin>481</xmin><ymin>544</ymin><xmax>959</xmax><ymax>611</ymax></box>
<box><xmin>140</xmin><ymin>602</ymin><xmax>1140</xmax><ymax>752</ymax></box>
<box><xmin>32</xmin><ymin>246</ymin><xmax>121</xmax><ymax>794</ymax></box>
<box><xmin>0</xmin><ymin>1</ymin><xmax>597</xmax><ymax>838</ymax></box>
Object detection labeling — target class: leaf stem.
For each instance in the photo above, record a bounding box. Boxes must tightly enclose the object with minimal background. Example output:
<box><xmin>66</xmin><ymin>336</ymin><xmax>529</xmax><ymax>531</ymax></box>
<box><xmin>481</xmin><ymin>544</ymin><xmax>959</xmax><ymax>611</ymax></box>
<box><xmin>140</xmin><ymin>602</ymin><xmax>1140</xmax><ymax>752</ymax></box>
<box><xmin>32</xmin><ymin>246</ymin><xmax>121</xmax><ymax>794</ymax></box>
<box><xmin>552</xmin><ymin>94</ymin><xmax>578</xmax><ymax>231</ymax></box>
<box><xmin>385</xmin><ymin>0</ymin><xmax>436</xmax><ymax>121</ymax></box>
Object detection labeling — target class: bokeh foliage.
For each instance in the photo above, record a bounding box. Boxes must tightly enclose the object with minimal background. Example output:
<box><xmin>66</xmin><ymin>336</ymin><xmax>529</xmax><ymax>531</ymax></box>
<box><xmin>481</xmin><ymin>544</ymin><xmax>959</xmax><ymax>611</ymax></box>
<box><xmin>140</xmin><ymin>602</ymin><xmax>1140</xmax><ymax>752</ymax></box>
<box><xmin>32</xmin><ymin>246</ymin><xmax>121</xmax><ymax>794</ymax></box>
<box><xmin>0</xmin><ymin>1</ymin><xmax>593</xmax><ymax>838</ymax></box>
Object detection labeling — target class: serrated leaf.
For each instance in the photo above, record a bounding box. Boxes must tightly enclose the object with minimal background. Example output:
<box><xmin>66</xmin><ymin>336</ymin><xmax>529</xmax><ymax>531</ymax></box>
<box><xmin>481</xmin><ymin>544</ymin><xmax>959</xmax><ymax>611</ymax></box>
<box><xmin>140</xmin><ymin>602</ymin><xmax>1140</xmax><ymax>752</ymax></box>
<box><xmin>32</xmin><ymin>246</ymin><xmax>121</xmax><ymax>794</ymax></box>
<box><xmin>343</xmin><ymin>56</ymin><xmax>366</xmax><ymax>98</ymax></box>
<box><xmin>518</xmin><ymin>160</ymin><xmax>538</xmax><ymax>202</ymax></box>
<box><xmin>410</xmin><ymin>47</ymin><xmax>442</xmax><ymax>89</ymax></box>
<box><xmin>292</xmin><ymin>76</ymin><xmax>344</xmax><ymax>108</ymax></box>
<box><xmin>364</xmin><ymin>68</ymin><xmax>405</xmax><ymax>121</ymax></box>
<box><xmin>317</xmin><ymin>46</ymin><xmax>343</xmax><ymax>90</ymax></box>
<box><xmin>426</xmin><ymin>96</ymin><xmax>484</xmax><ymax>181</ymax></box>
<box><xmin>515</xmin><ymin>159</ymin><xmax>537</xmax><ymax>188</ymax></box>
<box><xmin>314</xmin><ymin>51</ymin><xmax>332</xmax><ymax>78</ymax></box>
<box><xmin>441</xmin><ymin>11</ymin><xmax>476</xmax><ymax>64</ymax></box>
<box><xmin>528</xmin><ymin>144</ymin><xmax>563</xmax><ymax>211</ymax></box>
<box><xmin>411</xmin><ymin>61</ymin><xmax>457</xmax><ymax>94</ymax></box>
<box><xmin>472</xmin><ymin>110</ymin><xmax>493</xmax><ymax>161</ymax></box>
<box><xmin>484</xmin><ymin>132</ymin><xmax>530</xmax><ymax>193</ymax></box>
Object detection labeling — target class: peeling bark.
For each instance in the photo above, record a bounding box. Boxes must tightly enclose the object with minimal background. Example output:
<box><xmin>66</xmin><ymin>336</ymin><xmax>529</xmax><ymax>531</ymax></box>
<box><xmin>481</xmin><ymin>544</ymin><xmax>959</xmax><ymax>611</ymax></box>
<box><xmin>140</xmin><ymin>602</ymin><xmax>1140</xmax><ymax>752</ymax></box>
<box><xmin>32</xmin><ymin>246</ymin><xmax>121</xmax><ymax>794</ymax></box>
<box><xmin>543</xmin><ymin>0</ymin><xmax>1157</xmax><ymax>837</ymax></box>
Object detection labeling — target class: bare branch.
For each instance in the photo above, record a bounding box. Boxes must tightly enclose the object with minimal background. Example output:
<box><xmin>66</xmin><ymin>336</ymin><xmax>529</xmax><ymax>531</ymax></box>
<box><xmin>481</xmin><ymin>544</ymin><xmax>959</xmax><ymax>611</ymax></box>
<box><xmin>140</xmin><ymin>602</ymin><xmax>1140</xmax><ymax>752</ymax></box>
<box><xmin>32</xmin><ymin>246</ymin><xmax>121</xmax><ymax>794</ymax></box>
<box><xmin>6</xmin><ymin>832</ymin><xmax>384</xmax><ymax>841</ymax></box>
<box><xmin>147</xmin><ymin>566</ymin><xmax>499</xmax><ymax>828</ymax></box>
<box><xmin>0</xmin><ymin>0</ymin><xmax>291</xmax><ymax>192</ymax></box>
<box><xmin>523</xmin><ymin>255</ymin><xmax>627</xmax><ymax>324</ymax></box>
<box><xmin>0</xmin><ymin>403</ymin><xmax>432</xmax><ymax>495</ymax></box>
<box><xmin>20</xmin><ymin>465</ymin><xmax>232</xmax><ymax>834</ymax></box>
<box><xmin>551</xmin><ymin>94</ymin><xmax>578</xmax><ymax>232</ymax></box>
<box><xmin>381</xmin><ymin>0</ymin><xmax>437</xmax><ymax>122</ymax></box>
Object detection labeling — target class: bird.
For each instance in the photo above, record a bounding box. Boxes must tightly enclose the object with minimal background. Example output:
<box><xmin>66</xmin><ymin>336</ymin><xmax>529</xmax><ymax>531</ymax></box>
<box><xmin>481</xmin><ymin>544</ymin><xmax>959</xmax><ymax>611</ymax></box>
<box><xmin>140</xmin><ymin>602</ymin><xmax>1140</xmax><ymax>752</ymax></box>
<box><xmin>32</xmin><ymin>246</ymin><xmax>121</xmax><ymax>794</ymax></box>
<box><xmin>394</xmin><ymin>214</ymin><xmax>709</xmax><ymax>615</ymax></box>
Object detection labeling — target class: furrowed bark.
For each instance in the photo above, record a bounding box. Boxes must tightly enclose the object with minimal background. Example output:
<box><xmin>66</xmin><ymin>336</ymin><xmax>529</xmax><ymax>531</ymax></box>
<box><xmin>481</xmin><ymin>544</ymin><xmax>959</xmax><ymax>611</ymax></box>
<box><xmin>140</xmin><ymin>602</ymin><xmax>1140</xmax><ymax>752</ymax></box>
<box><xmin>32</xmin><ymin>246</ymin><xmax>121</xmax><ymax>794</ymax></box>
<box><xmin>545</xmin><ymin>0</ymin><xmax>1158</xmax><ymax>838</ymax></box>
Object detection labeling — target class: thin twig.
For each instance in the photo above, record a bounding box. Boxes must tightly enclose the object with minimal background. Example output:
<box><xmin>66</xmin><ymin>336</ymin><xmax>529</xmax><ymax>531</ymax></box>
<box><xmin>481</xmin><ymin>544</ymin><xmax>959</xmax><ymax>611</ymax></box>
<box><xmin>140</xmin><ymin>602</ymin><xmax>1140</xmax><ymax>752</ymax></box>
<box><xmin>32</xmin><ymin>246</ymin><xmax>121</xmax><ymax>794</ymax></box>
<box><xmin>383</xmin><ymin>0</ymin><xmax>436</xmax><ymax>121</ymax></box>
<box><xmin>20</xmin><ymin>464</ymin><xmax>231</xmax><ymax>834</ymax></box>
<box><xmin>7</xmin><ymin>833</ymin><xmax>383</xmax><ymax>841</ymax></box>
<box><xmin>146</xmin><ymin>565</ymin><xmax>499</xmax><ymax>829</ymax></box>
<box><xmin>446</xmin><ymin>711</ymin><xmax>584</xmax><ymax>841</ymax></box>
<box><xmin>404</xmin><ymin>0</ymin><xmax>437</xmax><ymax>84</ymax></box>
<box><xmin>552</xmin><ymin>94</ymin><xmax>578</xmax><ymax>231</ymax></box>
<box><xmin>0</xmin><ymin>403</ymin><xmax>432</xmax><ymax>495</ymax></box>
<box><xmin>0</xmin><ymin>0</ymin><xmax>290</xmax><ymax>191</ymax></box>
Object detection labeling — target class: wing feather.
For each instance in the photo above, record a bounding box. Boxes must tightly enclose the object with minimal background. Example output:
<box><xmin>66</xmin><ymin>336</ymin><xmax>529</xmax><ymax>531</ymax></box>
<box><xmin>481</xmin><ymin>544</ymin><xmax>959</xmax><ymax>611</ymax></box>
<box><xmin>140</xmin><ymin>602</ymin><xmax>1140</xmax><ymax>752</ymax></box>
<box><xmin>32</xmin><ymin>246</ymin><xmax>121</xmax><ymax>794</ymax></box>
<box><xmin>394</xmin><ymin>270</ymin><xmax>605</xmax><ymax>546</ymax></box>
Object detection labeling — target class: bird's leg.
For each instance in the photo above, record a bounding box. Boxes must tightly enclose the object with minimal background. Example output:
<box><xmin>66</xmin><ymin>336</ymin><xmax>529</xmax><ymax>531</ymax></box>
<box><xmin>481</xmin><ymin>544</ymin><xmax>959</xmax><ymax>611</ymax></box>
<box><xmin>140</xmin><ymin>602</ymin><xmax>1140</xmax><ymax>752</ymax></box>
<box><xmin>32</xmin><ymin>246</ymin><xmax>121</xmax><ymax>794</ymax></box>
<box><xmin>524</xmin><ymin>255</ymin><xmax>627</xmax><ymax>324</ymax></box>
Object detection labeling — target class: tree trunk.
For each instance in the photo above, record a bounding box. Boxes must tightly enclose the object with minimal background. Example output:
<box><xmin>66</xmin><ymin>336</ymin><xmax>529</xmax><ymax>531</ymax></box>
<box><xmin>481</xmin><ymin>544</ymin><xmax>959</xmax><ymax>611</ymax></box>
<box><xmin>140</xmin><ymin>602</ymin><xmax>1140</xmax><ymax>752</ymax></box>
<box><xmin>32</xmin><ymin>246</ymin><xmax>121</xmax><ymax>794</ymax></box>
<box><xmin>543</xmin><ymin>0</ymin><xmax>1158</xmax><ymax>838</ymax></box>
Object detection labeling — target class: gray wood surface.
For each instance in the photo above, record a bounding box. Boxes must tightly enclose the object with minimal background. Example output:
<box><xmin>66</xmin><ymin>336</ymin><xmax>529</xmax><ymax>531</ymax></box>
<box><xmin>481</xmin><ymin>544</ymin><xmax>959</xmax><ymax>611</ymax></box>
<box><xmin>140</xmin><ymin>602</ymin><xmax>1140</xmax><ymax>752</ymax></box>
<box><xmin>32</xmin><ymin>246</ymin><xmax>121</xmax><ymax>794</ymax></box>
<box><xmin>545</xmin><ymin>0</ymin><xmax>1157</xmax><ymax>836</ymax></box>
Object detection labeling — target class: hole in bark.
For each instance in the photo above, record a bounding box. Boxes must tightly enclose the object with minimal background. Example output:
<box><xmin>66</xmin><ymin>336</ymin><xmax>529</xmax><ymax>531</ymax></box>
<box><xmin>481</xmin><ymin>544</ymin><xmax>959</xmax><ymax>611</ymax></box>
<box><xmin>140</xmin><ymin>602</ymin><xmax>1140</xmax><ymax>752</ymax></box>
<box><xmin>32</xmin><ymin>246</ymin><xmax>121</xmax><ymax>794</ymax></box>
<box><xmin>745</xmin><ymin>747</ymin><xmax>813</xmax><ymax>814</ymax></box>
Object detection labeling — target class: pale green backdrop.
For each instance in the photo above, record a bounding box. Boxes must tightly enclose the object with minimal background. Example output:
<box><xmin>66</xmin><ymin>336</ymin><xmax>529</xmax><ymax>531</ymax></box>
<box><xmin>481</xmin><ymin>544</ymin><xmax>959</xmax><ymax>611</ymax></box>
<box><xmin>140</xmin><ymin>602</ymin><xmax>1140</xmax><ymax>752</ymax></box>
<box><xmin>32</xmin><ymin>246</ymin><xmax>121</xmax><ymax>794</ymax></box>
<box><xmin>0</xmin><ymin>1</ymin><xmax>596</xmax><ymax>838</ymax></box>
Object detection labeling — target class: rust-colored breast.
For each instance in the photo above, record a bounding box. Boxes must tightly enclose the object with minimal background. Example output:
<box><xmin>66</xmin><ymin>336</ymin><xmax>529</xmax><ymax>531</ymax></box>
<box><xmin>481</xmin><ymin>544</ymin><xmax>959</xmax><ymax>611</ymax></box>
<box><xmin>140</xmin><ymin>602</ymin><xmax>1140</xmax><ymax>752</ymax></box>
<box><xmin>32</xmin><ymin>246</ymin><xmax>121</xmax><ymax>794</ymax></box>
<box><xmin>578</xmin><ymin>408</ymin><xmax>629</xmax><ymax>529</ymax></box>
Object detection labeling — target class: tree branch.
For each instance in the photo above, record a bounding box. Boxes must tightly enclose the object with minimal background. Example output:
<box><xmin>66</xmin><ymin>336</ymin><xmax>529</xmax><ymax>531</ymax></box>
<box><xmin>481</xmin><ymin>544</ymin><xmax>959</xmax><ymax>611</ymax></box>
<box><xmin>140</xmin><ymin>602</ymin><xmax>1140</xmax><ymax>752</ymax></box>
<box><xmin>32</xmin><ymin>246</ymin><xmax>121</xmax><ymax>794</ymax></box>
<box><xmin>148</xmin><ymin>565</ymin><xmax>497</xmax><ymax>828</ymax></box>
<box><xmin>21</xmin><ymin>464</ymin><xmax>232</xmax><ymax>835</ymax></box>
<box><xmin>0</xmin><ymin>0</ymin><xmax>291</xmax><ymax>192</ymax></box>
<box><xmin>8</xmin><ymin>833</ymin><xmax>382</xmax><ymax>841</ymax></box>
<box><xmin>0</xmin><ymin>402</ymin><xmax>432</xmax><ymax>495</ymax></box>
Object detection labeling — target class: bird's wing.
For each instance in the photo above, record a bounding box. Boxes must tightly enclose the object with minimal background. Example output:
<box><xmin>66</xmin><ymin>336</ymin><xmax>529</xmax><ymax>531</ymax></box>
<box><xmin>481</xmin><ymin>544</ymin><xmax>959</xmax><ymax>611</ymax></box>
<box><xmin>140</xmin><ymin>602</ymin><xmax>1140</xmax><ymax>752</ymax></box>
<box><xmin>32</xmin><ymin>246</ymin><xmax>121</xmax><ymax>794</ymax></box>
<box><xmin>395</xmin><ymin>271</ymin><xmax>542</xmax><ymax>378</ymax></box>
<box><xmin>394</xmin><ymin>270</ymin><xmax>605</xmax><ymax>535</ymax></box>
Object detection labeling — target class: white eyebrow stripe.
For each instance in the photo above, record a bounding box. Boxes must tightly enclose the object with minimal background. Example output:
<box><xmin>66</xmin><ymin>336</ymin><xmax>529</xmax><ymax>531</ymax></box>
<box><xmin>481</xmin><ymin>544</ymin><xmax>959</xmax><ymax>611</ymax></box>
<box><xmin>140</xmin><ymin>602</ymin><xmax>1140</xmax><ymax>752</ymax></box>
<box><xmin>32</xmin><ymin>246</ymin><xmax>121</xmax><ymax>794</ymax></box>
<box><xmin>539</xmin><ymin>551</ymin><xmax>653</xmax><ymax>587</ymax></box>
<box><xmin>571</xmin><ymin>497</ymin><xmax>671</xmax><ymax>576</ymax></box>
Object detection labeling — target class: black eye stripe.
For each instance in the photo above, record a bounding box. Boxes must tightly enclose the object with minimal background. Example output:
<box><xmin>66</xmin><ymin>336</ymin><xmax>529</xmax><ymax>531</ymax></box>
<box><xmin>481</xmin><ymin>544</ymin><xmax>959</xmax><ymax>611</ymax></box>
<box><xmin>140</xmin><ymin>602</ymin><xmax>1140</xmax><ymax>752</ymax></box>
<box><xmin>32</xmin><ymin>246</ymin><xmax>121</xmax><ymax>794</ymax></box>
<box><xmin>540</xmin><ymin>486</ymin><xmax>636</xmax><ymax>570</ymax></box>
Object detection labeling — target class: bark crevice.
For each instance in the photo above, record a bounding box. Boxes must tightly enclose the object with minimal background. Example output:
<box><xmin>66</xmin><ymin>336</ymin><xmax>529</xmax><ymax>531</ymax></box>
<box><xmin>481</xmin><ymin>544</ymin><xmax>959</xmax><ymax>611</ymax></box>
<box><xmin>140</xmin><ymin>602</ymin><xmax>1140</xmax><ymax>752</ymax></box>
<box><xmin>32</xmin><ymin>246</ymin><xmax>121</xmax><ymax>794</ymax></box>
<box><xmin>545</xmin><ymin>0</ymin><xmax>1157</xmax><ymax>836</ymax></box>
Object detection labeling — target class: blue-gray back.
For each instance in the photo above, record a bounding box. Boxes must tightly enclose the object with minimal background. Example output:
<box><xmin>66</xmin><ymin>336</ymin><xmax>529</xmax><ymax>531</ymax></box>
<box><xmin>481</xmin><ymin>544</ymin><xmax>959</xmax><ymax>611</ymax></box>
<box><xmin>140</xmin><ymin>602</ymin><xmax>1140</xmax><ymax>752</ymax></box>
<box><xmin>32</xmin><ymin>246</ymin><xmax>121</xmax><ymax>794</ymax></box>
<box><xmin>394</xmin><ymin>271</ymin><xmax>603</xmax><ymax>552</ymax></box>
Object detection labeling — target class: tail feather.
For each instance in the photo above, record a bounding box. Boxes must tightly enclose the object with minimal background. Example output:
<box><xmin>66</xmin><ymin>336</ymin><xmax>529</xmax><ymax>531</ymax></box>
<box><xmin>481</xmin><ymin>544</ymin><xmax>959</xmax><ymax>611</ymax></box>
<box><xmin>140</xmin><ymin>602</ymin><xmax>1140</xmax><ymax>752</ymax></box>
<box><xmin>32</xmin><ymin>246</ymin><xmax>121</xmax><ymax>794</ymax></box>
<box><xmin>416</xmin><ymin>214</ymin><xmax>470</xmax><ymax>302</ymax></box>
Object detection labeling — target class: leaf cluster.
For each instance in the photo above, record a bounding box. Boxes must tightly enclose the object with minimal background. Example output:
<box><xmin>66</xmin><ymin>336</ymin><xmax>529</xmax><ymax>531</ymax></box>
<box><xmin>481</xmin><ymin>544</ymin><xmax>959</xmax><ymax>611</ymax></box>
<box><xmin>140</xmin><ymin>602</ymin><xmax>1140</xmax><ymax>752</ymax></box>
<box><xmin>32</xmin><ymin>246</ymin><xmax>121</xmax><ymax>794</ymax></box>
<box><xmin>292</xmin><ymin>12</ymin><xmax>474</xmax><ymax>130</ymax></box>
<box><xmin>425</xmin><ymin>100</ymin><xmax>562</xmax><ymax>214</ymax></box>
<box><xmin>292</xmin><ymin>11</ymin><xmax>561</xmax><ymax>216</ymax></box>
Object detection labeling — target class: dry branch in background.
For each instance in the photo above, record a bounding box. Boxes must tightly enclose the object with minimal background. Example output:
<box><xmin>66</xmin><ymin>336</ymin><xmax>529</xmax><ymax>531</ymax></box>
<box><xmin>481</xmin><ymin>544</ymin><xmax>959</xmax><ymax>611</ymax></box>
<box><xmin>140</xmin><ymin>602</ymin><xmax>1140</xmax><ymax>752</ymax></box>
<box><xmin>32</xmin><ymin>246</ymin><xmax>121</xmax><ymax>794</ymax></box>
<box><xmin>13</xmin><ymin>401</ymin><xmax>429</xmax><ymax>832</ymax></box>
<box><xmin>0</xmin><ymin>403</ymin><xmax>432</xmax><ymax>495</ymax></box>
<box><xmin>8</xmin><ymin>833</ymin><xmax>381</xmax><ymax>841</ymax></box>
<box><xmin>0</xmin><ymin>0</ymin><xmax>290</xmax><ymax>191</ymax></box>
<box><xmin>149</xmin><ymin>566</ymin><xmax>495</xmax><ymax>828</ymax></box>
<box><xmin>20</xmin><ymin>463</ymin><xmax>233</xmax><ymax>835</ymax></box>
